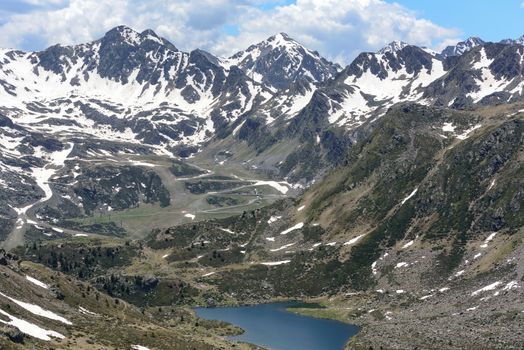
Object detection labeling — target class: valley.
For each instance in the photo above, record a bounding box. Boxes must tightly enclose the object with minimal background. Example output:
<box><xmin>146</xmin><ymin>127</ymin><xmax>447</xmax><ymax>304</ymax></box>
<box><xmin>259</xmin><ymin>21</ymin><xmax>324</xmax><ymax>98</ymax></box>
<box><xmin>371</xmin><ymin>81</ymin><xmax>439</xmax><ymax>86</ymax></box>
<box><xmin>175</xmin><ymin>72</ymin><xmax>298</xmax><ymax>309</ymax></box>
<box><xmin>0</xmin><ymin>24</ymin><xmax>522</xmax><ymax>350</ymax></box>
<box><xmin>2</xmin><ymin>148</ymin><xmax>297</xmax><ymax>247</ymax></box>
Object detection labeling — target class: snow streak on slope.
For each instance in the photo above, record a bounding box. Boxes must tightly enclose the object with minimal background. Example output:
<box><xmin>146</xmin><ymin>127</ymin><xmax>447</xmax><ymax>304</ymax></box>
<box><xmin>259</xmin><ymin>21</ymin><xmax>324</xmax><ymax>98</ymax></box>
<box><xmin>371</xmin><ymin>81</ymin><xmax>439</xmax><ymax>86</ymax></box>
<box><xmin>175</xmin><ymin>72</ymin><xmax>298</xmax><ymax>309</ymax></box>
<box><xmin>0</xmin><ymin>308</ymin><xmax>65</xmax><ymax>341</ymax></box>
<box><xmin>0</xmin><ymin>27</ymin><xmax>274</xmax><ymax>153</ymax></box>
<box><xmin>327</xmin><ymin>47</ymin><xmax>447</xmax><ymax>129</ymax></box>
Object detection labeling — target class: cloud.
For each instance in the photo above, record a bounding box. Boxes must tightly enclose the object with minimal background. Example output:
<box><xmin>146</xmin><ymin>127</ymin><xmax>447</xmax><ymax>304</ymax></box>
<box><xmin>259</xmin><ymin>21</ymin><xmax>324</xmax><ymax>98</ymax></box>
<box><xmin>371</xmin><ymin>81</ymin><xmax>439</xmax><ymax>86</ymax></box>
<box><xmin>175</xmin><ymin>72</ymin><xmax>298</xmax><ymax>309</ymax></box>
<box><xmin>0</xmin><ymin>0</ymin><xmax>459</xmax><ymax>64</ymax></box>
<box><xmin>21</xmin><ymin>0</ymin><xmax>67</xmax><ymax>5</ymax></box>
<box><xmin>212</xmin><ymin>0</ymin><xmax>460</xmax><ymax>63</ymax></box>
<box><xmin>434</xmin><ymin>37</ymin><xmax>463</xmax><ymax>52</ymax></box>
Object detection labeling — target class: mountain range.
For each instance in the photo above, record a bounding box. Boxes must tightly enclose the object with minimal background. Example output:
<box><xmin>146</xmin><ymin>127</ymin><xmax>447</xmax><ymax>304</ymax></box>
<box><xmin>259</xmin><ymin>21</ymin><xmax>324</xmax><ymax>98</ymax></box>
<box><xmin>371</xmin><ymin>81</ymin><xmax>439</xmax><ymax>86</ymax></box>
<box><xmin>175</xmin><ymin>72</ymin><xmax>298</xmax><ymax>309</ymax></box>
<box><xmin>0</xmin><ymin>25</ymin><xmax>523</xmax><ymax>350</ymax></box>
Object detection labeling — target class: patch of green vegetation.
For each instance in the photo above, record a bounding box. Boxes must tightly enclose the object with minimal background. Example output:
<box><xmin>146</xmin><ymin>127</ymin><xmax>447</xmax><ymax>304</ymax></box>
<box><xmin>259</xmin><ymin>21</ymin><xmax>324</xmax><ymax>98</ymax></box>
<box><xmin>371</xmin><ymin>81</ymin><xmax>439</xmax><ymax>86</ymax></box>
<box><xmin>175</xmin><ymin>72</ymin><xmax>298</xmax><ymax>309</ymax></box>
<box><xmin>14</xmin><ymin>240</ymin><xmax>138</xmax><ymax>279</ymax></box>
<box><xmin>286</xmin><ymin>302</ymin><xmax>326</xmax><ymax>309</ymax></box>
<box><xmin>198</xmin><ymin>247</ymin><xmax>245</xmax><ymax>267</ymax></box>
<box><xmin>72</xmin><ymin>165</ymin><xmax>171</xmax><ymax>215</ymax></box>
<box><xmin>61</xmin><ymin>221</ymin><xmax>127</xmax><ymax>237</ymax></box>
<box><xmin>184</xmin><ymin>180</ymin><xmax>251</xmax><ymax>194</ymax></box>
<box><xmin>170</xmin><ymin>160</ymin><xmax>206</xmax><ymax>177</ymax></box>
<box><xmin>206</xmin><ymin>195</ymin><xmax>241</xmax><ymax>207</ymax></box>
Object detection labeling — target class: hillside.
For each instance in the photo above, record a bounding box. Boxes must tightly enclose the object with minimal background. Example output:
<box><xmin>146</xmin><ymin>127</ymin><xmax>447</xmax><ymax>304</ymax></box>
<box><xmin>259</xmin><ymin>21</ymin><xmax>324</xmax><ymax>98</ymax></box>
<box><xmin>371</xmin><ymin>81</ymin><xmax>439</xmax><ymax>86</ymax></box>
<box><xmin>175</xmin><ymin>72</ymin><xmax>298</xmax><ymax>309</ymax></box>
<box><xmin>11</xmin><ymin>101</ymin><xmax>523</xmax><ymax>349</ymax></box>
<box><xmin>0</xmin><ymin>25</ymin><xmax>523</xmax><ymax>349</ymax></box>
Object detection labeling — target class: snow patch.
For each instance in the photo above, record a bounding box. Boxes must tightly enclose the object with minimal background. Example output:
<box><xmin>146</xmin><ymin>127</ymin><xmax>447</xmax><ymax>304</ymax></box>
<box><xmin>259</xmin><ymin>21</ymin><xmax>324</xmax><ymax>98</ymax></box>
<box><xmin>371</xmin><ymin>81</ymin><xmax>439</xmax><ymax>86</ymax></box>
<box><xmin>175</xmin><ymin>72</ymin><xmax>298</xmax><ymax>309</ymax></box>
<box><xmin>260</xmin><ymin>260</ymin><xmax>291</xmax><ymax>266</ymax></box>
<box><xmin>279</xmin><ymin>222</ymin><xmax>304</xmax><ymax>235</ymax></box>
<box><xmin>401</xmin><ymin>188</ymin><xmax>418</xmax><ymax>205</ymax></box>
<box><xmin>78</xmin><ymin>306</ymin><xmax>98</xmax><ymax>316</ymax></box>
<box><xmin>267</xmin><ymin>216</ymin><xmax>281</xmax><ymax>224</ymax></box>
<box><xmin>219</xmin><ymin>228</ymin><xmax>235</xmax><ymax>234</ymax></box>
<box><xmin>131</xmin><ymin>345</ymin><xmax>151</xmax><ymax>350</ymax></box>
<box><xmin>344</xmin><ymin>234</ymin><xmax>365</xmax><ymax>246</ymax></box>
<box><xmin>0</xmin><ymin>308</ymin><xmax>64</xmax><ymax>341</ymax></box>
<box><xmin>270</xmin><ymin>243</ymin><xmax>296</xmax><ymax>252</ymax></box>
<box><xmin>442</xmin><ymin>122</ymin><xmax>456</xmax><ymax>132</ymax></box>
<box><xmin>184</xmin><ymin>213</ymin><xmax>196</xmax><ymax>220</ymax></box>
<box><xmin>371</xmin><ymin>261</ymin><xmax>378</xmax><ymax>275</ymax></box>
<box><xmin>0</xmin><ymin>292</ymin><xmax>72</xmax><ymax>325</ymax></box>
<box><xmin>502</xmin><ymin>281</ymin><xmax>519</xmax><ymax>291</ymax></box>
<box><xmin>454</xmin><ymin>270</ymin><xmax>465</xmax><ymax>277</ymax></box>
<box><xmin>253</xmin><ymin>181</ymin><xmax>290</xmax><ymax>194</ymax></box>
<box><xmin>457</xmin><ymin>124</ymin><xmax>482</xmax><ymax>140</ymax></box>
<box><xmin>471</xmin><ymin>281</ymin><xmax>502</xmax><ymax>296</ymax></box>
<box><xmin>401</xmin><ymin>240</ymin><xmax>414</xmax><ymax>249</ymax></box>
<box><xmin>25</xmin><ymin>276</ymin><xmax>49</xmax><ymax>289</ymax></box>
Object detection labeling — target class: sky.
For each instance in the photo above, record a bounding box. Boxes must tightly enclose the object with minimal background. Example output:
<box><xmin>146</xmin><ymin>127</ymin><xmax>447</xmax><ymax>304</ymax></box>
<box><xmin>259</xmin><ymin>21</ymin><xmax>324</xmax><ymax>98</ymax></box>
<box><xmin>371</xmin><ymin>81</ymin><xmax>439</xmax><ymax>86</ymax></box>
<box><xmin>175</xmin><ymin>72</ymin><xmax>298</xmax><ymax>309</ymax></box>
<box><xmin>0</xmin><ymin>0</ymin><xmax>522</xmax><ymax>64</ymax></box>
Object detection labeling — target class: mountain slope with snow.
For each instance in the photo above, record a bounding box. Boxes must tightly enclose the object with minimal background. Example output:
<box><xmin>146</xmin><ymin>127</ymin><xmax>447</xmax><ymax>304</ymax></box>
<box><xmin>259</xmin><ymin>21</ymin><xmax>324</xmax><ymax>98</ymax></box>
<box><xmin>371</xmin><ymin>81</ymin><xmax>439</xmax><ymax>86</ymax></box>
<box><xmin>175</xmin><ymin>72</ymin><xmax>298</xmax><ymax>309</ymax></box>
<box><xmin>424</xmin><ymin>43</ymin><xmax>524</xmax><ymax>107</ymax></box>
<box><xmin>0</xmin><ymin>26</ymin><xmax>273</xmax><ymax>153</ymax></box>
<box><xmin>440</xmin><ymin>37</ymin><xmax>485</xmax><ymax>58</ymax></box>
<box><xmin>224</xmin><ymin>33</ymin><xmax>340</xmax><ymax>91</ymax></box>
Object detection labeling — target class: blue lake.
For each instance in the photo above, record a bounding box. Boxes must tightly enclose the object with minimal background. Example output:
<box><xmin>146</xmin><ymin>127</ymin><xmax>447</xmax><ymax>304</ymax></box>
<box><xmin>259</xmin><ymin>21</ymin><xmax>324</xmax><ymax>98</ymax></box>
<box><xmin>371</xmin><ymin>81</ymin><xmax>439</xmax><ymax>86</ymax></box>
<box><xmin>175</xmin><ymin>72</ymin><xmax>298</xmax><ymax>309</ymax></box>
<box><xmin>194</xmin><ymin>302</ymin><xmax>359</xmax><ymax>350</ymax></box>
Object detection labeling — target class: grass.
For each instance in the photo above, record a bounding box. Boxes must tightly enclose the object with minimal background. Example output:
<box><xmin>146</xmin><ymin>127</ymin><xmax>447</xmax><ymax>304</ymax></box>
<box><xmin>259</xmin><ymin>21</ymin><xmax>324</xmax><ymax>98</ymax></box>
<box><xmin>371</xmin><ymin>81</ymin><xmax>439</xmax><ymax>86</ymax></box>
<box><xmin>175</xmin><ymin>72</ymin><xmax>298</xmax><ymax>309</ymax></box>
<box><xmin>284</xmin><ymin>296</ymin><xmax>370</xmax><ymax>325</ymax></box>
<box><xmin>287</xmin><ymin>307</ymin><xmax>352</xmax><ymax>323</ymax></box>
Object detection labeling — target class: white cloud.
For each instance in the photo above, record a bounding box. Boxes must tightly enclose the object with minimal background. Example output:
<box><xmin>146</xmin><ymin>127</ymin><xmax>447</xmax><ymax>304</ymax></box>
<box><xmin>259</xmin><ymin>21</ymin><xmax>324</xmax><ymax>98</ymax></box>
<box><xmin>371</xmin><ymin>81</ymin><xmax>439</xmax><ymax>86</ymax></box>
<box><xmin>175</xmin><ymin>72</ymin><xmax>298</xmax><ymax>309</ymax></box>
<box><xmin>521</xmin><ymin>2</ymin><xmax>524</xmax><ymax>8</ymax></box>
<box><xmin>21</xmin><ymin>0</ymin><xmax>67</xmax><ymax>5</ymax></box>
<box><xmin>434</xmin><ymin>37</ymin><xmax>463</xmax><ymax>52</ymax></box>
<box><xmin>0</xmin><ymin>0</ymin><xmax>459</xmax><ymax>64</ymax></box>
<box><xmin>212</xmin><ymin>0</ymin><xmax>460</xmax><ymax>63</ymax></box>
<box><xmin>22</xmin><ymin>0</ymin><xmax>67</xmax><ymax>6</ymax></box>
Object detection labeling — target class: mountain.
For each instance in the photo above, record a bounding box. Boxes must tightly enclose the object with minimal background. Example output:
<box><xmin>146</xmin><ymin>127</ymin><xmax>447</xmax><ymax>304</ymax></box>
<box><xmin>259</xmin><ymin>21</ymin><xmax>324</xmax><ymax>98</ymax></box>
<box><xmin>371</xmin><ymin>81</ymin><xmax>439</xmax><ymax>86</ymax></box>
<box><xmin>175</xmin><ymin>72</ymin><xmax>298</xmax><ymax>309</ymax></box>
<box><xmin>377</xmin><ymin>40</ymin><xmax>409</xmax><ymax>54</ymax></box>
<box><xmin>0</xmin><ymin>25</ymin><xmax>272</xmax><ymax>152</ymax></box>
<box><xmin>0</xmin><ymin>251</ymin><xmax>242</xmax><ymax>349</ymax></box>
<box><xmin>223</xmin><ymin>33</ymin><xmax>341</xmax><ymax>91</ymax></box>
<box><xmin>11</xmin><ymin>102</ymin><xmax>523</xmax><ymax>350</ymax></box>
<box><xmin>0</xmin><ymin>25</ymin><xmax>523</xmax><ymax>350</ymax></box>
<box><xmin>440</xmin><ymin>36</ymin><xmax>485</xmax><ymax>58</ymax></box>
<box><xmin>296</xmin><ymin>44</ymin><xmax>447</xmax><ymax>130</ymax></box>
<box><xmin>500</xmin><ymin>34</ymin><xmax>524</xmax><ymax>45</ymax></box>
<box><xmin>424</xmin><ymin>43</ymin><xmax>524</xmax><ymax>107</ymax></box>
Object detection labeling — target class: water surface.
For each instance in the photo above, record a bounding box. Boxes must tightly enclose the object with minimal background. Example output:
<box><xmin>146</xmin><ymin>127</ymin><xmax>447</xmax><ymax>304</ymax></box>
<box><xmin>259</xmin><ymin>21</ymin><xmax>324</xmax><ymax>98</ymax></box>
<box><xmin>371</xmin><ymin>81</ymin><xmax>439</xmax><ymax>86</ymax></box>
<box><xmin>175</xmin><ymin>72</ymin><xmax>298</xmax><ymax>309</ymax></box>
<box><xmin>195</xmin><ymin>302</ymin><xmax>359</xmax><ymax>350</ymax></box>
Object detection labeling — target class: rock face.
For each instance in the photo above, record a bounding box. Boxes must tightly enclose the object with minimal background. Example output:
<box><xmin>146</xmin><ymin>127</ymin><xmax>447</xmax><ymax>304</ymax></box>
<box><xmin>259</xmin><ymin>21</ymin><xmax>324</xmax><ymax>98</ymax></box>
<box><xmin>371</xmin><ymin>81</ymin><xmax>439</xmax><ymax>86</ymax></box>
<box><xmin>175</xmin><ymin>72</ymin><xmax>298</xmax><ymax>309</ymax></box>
<box><xmin>424</xmin><ymin>43</ymin><xmax>524</xmax><ymax>107</ymax></box>
<box><xmin>440</xmin><ymin>37</ymin><xmax>485</xmax><ymax>58</ymax></box>
<box><xmin>2</xmin><ymin>27</ymin><xmax>524</xmax><ymax>187</ymax></box>
<box><xmin>0</xmin><ymin>325</ymin><xmax>25</xmax><ymax>344</ymax></box>
<box><xmin>1</xmin><ymin>25</ymin><xmax>524</xmax><ymax>350</ymax></box>
<box><xmin>224</xmin><ymin>33</ymin><xmax>340</xmax><ymax>91</ymax></box>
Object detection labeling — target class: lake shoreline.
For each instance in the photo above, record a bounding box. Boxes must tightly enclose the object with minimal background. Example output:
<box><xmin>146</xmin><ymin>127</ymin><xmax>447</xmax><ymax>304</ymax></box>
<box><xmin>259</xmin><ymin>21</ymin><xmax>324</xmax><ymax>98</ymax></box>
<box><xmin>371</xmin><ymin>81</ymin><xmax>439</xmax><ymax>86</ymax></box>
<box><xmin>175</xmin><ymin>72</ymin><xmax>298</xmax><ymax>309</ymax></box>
<box><xmin>194</xmin><ymin>300</ymin><xmax>360</xmax><ymax>350</ymax></box>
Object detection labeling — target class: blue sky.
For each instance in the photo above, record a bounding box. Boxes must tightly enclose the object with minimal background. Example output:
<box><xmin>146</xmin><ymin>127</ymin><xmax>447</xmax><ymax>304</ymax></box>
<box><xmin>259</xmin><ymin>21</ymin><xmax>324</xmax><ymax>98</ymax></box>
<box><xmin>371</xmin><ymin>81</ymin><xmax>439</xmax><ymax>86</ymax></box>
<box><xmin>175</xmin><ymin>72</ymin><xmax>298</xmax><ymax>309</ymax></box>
<box><xmin>393</xmin><ymin>0</ymin><xmax>524</xmax><ymax>41</ymax></box>
<box><xmin>0</xmin><ymin>0</ymin><xmax>522</xmax><ymax>63</ymax></box>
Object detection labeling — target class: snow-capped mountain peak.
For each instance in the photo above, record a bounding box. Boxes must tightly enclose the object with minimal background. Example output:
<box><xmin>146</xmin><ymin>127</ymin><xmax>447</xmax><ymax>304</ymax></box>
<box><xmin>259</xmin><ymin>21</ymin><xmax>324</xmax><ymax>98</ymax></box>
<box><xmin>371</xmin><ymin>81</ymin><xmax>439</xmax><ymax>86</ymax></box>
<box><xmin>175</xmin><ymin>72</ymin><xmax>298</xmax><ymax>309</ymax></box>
<box><xmin>440</xmin><ymin>36</ymin><xmax>484</xmax><ymax>58</ymax></box>
<box><xmin>377</xmin><ymin>41</ymin><xmax>410</xmax><ymax>54</ymax></box>
<box><xmin>224</xmin><ymin>33</ymin><xmax>340</xmax><ymax>90</ymax></box>
<box><xmin>0</xmin><ymin>26</ymin><xmax>277</xmax><ymax>155</ymax></box>
<box><xmin>266</xmin><ymin>32</ymin><xmax>296</xmax><ymax>48</ymax></box>
<box><xmin>100</xmin><ymin>25</ymin><xmax>178</xmax><ymax>51</ymax></box>
<box><xmin>500</xmin><ymin>34</ymin><xmax>524</xmax><ymax>46</ymax></box>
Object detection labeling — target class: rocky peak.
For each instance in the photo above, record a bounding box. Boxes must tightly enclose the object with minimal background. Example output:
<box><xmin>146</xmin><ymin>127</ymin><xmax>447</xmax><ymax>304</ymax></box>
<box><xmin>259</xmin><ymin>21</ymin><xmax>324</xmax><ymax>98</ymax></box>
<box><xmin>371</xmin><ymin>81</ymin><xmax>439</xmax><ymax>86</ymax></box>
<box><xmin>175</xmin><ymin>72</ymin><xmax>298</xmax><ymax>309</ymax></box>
<box><xmin>500</xmin><ymin>34</ymin><xmax>524</xmax><ymax>46</ymax></box>
<box><xmin>377</xmin><ymin>41</ymin><xmax>410</xmax><ymax>55</ymax></box>
<box><xmin>225</xmin><ymin>32</ymin><xmax>339</xmax><ymax>90</ymax></box>
<box><xmin>100</xmin><ymin>26</ymin><xmax>177</xmax><ymax>51</ymax></box>
<box><xmin>347</xmin><ymin>45</ymin><xmax>435</xmax><ymax>80</ymax></box>
<box><xmin>440</xmin><ymin>36</ymin><xmax>485</xmax><ymax>58</ymax></box>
